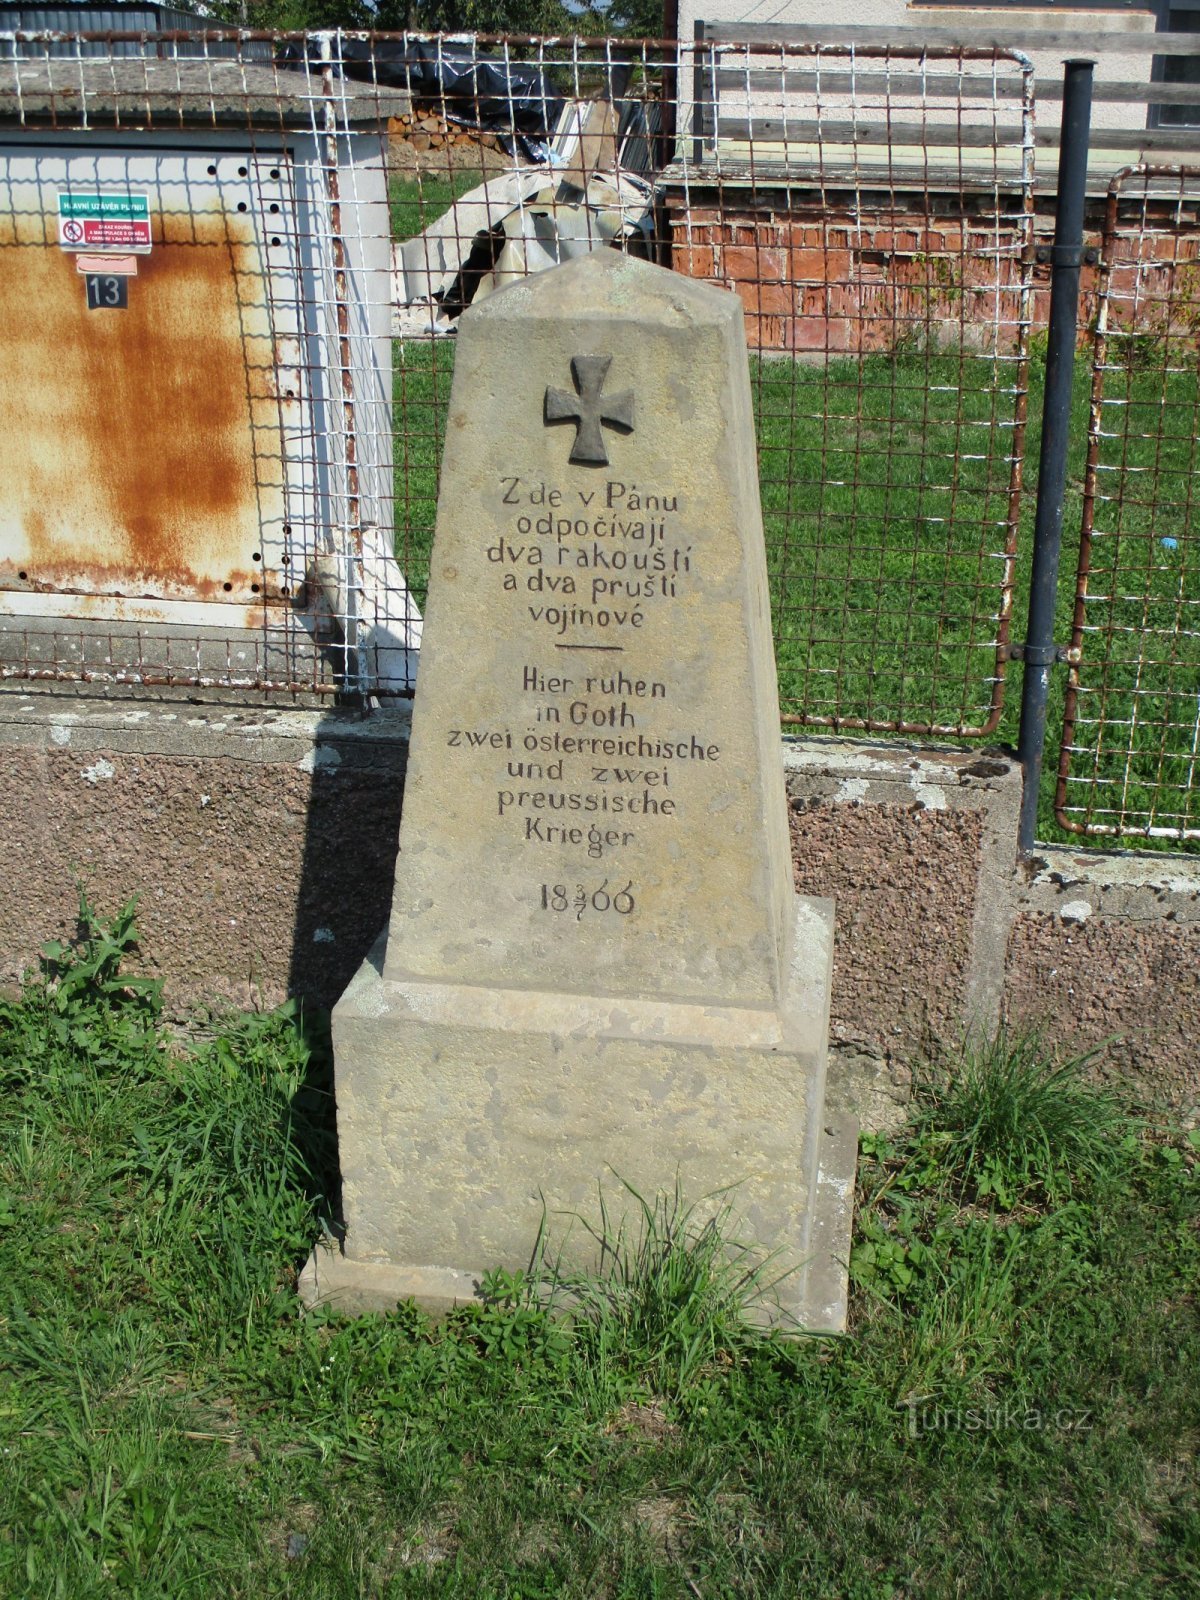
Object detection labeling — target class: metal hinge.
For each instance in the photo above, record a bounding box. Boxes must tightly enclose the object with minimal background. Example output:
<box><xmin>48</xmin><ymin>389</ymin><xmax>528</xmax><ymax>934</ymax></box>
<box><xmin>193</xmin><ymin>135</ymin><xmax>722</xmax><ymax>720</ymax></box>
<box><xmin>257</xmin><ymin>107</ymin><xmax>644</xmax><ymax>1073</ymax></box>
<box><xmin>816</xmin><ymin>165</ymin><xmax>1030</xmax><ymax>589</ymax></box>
<box><xmin>1002</xmin><ymin>641</ymin><xmax>1080</xmax><ymax>665</ymax></box>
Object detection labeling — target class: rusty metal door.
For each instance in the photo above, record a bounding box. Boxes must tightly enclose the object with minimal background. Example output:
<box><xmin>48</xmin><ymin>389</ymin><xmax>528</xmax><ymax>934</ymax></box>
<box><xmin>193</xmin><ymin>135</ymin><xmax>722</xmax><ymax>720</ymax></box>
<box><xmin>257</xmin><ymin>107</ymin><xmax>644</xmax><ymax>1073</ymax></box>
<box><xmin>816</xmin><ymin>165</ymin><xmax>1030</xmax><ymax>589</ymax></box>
<box><xmin>0</xmin><ymin>146</ymin><xmax>301</xmax><ymax>617</ymax></box>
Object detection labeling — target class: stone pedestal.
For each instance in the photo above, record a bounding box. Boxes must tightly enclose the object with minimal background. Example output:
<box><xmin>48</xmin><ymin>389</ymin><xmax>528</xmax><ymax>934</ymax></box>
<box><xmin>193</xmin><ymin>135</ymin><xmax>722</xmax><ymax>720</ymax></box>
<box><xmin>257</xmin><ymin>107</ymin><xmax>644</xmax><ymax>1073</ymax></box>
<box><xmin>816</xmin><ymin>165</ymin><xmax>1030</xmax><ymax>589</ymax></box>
<box><xmin>301</xmin><ymin>251</ymin><xmax>855</xmax><ymax>1328</ymax></box>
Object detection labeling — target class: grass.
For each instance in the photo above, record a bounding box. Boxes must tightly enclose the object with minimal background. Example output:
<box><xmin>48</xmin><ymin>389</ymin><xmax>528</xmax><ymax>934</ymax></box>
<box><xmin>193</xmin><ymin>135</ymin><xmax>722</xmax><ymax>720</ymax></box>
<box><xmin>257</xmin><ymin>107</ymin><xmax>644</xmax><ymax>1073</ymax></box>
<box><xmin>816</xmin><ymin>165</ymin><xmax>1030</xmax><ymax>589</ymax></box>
<box><xmin>527</xmin><ymin>1179</ymin><xmax>782</xmax><ymax>1398</ymax></box>
<box><xmin>2</xmin><ymin>896</ymin><xmax>1199</xmax><ymax>1595</ymax></box>
<box><xmin>907</xmin><ymin>1026</ymin><xmax>1130</xmax><ymax>1209</ymax></box>
<box><xmin>390</xmin><ymin>171</ymin><xmax>485</xmax><ymax>245</ymax></box>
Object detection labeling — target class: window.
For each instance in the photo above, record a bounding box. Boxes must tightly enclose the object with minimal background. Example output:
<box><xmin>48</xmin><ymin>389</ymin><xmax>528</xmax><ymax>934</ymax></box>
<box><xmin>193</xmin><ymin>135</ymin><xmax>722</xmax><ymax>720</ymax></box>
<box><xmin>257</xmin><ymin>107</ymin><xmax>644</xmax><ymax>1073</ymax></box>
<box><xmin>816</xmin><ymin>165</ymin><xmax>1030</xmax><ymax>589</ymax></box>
<box><xmin>1153</xmin><ymin>4</ymin><xmax>1200</xmax><ymax>127</ymax></box>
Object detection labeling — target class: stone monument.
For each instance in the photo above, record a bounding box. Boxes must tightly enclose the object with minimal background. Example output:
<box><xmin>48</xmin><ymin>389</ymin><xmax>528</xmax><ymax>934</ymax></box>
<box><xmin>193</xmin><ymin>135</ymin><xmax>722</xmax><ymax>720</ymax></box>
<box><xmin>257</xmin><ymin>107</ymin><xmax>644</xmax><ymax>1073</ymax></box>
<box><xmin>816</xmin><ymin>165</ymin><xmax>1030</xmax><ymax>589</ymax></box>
<box><xmin>301</xmin><ymin>249</ymin><xmax>855</xmax><ymax>1329</ymax></box>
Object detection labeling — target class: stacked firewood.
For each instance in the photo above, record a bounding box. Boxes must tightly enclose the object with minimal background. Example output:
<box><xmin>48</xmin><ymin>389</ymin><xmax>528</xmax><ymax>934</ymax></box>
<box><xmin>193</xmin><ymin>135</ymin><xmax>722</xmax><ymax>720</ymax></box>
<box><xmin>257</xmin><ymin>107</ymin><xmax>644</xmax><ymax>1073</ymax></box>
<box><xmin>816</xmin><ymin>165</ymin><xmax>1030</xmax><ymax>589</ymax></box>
<box><xmin>388</xmin><ymin>110</ymin><xmax>504</xmax><ymax>154</ymax></box>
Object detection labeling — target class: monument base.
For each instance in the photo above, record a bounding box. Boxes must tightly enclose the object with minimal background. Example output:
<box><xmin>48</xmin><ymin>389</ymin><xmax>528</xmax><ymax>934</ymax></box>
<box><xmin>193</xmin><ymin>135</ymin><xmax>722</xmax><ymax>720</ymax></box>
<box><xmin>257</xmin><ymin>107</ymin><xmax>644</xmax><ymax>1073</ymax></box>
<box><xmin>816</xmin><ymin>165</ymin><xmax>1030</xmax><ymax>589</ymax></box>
<box><xmin>304</xmin><ymin>898</ymin><xmax>856</xmax><ymax>1331</ymax></box>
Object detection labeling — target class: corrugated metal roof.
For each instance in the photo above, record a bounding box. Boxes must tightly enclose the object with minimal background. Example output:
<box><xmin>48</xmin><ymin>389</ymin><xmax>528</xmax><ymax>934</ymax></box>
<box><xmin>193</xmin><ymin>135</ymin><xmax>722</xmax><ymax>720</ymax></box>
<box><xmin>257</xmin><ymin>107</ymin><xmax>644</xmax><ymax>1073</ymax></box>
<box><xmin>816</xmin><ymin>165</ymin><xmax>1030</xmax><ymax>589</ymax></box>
<box><xmin>0</xmin><ymin>55</ymin><xmax>410</xmax><ymax>125</ymax></box>
<box><xmin>0</xmin><ymin>6</ymin><xmax>273</xmax><ymax>59</ymax></box>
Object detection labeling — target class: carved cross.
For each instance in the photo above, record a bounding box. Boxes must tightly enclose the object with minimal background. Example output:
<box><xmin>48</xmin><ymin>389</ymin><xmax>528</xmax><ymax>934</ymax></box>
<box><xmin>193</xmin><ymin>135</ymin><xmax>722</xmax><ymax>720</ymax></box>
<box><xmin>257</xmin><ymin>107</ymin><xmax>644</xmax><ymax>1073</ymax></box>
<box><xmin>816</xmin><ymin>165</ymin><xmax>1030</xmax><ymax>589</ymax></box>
<box><xmin>544</xmin><ymin>355</ymin><xmax>634</xmax><ymax>466</ymax></box>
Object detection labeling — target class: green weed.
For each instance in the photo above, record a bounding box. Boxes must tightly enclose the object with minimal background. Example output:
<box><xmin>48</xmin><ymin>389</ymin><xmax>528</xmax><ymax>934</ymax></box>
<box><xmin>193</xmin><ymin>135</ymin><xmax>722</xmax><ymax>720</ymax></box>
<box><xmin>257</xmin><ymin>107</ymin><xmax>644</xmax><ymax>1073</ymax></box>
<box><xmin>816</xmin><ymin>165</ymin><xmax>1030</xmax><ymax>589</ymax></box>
<box><xmin>913</xmin><ymin>1026</ymin><xmax>1128</xmax><ymax>1207</ymax></box>
<box><xmin>530</xmin><ymin>1178</ymin><xmax>784</xmax><ymax>1396</ymax></box>
<box><xmin>39</xmin><ymin>882</ymin><xmax>163</xmax><ymax>1022</ymax></box>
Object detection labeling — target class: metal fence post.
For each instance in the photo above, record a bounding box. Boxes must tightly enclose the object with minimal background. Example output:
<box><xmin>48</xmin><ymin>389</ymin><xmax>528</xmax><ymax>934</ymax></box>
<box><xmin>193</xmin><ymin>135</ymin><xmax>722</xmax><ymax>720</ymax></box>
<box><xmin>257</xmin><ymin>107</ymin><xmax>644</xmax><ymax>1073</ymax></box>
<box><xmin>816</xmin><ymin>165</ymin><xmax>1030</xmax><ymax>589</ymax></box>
<box><xmin>318</xmin><ymin>28</ymin><xmax>369</xmax><ymax>708</ymax></box>
<box><xmin>1016</xmin><ymin>59</ymin><xmax>1095</xmax><ymax>851</ymax></box>
<box><xmin>692</xmin><ymin>20</ymin><xmax>705</xmax><ymax>165</ymax></box>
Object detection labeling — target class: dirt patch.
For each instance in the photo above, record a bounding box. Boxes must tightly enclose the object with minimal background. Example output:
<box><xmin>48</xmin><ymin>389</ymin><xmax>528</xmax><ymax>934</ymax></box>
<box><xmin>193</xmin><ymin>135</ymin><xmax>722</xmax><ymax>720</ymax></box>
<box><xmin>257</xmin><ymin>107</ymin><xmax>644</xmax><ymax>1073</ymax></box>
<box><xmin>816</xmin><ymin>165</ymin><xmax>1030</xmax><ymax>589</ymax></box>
<box><xmin>388</xmin><ymin>126</ymin><xmax>526</xmax><ymax>179</ymax></box>
<box><xmin>607</xmin><ymin>1397</ymin><xmax>681</xmax><ymax>1445</ymax></box>
<box><xmin>265</xmin><ymin>1501</ymin><xmax>320</xmax><ymax>1566</ymax></box>
<box><xmin>395</xmin><ymin>1522</ymin><xmax>460</xmax><ymax>1568</ymax></box>
<box><xmin>631</xmin><ymin>1493</ymin><xmax>691</xmax><ymax>1561</ymax></box>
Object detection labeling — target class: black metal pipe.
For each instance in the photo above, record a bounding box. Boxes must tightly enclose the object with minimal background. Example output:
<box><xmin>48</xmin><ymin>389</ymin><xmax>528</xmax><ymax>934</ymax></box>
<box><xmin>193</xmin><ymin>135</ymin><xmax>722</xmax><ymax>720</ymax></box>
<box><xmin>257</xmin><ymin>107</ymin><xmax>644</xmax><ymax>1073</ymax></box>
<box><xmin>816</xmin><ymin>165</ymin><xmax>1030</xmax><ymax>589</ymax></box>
<box><xmin>1017</xmin><ymin>58</ymin><xmax>1095</xmax><ymax>853</ymax></box>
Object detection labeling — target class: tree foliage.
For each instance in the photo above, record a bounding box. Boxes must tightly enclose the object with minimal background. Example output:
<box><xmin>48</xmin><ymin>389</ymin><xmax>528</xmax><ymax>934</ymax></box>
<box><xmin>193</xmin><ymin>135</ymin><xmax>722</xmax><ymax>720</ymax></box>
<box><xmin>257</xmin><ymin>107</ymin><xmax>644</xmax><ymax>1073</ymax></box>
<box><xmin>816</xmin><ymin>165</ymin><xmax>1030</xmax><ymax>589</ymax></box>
<box><xmin>204</xmin><ymin>0</ymin><xmax>665</xmax><ymax>38</ymax></box>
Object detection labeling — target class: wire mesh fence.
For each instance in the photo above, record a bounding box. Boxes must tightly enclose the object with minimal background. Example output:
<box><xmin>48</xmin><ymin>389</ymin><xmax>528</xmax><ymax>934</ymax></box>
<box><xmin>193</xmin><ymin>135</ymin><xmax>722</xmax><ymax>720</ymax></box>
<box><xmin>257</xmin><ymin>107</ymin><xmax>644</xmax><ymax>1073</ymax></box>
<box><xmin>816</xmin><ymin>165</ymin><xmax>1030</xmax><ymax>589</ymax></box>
<box><xmin>0</xmin><ymin>27</ymin><xmax>424</xmax><ymax>700</ymax></box>
<box><xmin>385</xmin><ymin>30</ymin><xmax>675</xmax><ymax>669</ymax></box>
<box><xmin>680</xmin><ymin>31</ymin><xmax>1035</xmax><ymax>733</ymax></box>
<box><xmin>2</xmin><ymin>28</ymin><xmax>1200</xmax><ymax>848</ymax></box>
<box><xmin>1057</xmin><ymin>164</ymin><xmax>1200</xmax><ymax>842</ymax></box>
<box><xmin>0</xmin><ymin>25</ymin><xmax>1033</xmax><ymax>736</ymax></box>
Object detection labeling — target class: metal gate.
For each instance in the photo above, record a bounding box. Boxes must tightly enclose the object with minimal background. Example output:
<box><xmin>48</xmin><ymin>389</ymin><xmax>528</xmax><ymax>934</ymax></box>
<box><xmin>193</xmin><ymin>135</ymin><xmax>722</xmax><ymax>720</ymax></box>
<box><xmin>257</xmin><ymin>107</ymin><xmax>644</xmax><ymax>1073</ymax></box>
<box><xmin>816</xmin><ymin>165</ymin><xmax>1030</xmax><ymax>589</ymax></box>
<box><xmin>0</xmin><ymin>39</ymin><xmax>419</xmax><ymax>698</ymax></box>
<box><xmin>1056</xmin><ymin>164</ymin><xmax>1200</xmax><ymax>841</ymax></box>
<box><xmin>681</xmin><ymin>32</ymin><xmax>1037</xmax><ymax>735</ymax></box>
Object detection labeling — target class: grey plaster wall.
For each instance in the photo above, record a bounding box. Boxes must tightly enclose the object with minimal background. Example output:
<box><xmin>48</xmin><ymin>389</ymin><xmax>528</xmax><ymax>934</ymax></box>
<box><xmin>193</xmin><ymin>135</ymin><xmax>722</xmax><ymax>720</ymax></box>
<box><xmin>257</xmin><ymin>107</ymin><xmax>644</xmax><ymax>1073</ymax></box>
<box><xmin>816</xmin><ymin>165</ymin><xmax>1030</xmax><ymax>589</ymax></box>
<box><xmin>1004</xmin><ymin>853</ymin><xmax>1200</xmax><ymax>1113</ymax></box>
<box><xmin>0</xmin><ymin>695</ymin><xmax>407</xmax><ymax>1016</ymax></box>
<box><xmin>1</xmin><ymin>692</ymin><xmax>1196</xmax><ymax>1120</ymax></box>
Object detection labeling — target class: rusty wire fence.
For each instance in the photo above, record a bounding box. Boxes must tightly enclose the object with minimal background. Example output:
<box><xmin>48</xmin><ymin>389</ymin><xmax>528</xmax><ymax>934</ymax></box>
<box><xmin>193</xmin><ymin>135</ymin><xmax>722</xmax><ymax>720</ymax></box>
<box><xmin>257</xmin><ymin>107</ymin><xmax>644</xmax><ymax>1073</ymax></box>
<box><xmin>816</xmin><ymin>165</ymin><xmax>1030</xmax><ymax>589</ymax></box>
<box><xmin>3</xmin><ymin>30</ymin><xmax>1200</xmax><ymax>848</ymax></box>
<box><xmin>1057</xmin><ymin>164</ymin><xmax>1200</xmax><ymax>843</ymax></box>
<box><xmin>0</xmin><ymin>25</ymin><xmax>1035</xmax><ymax>739</ymax></box>
<box><xmin>681</xmin><ymin>32</ymin><xmax>1035</xmax><ymax>734</ymax></box>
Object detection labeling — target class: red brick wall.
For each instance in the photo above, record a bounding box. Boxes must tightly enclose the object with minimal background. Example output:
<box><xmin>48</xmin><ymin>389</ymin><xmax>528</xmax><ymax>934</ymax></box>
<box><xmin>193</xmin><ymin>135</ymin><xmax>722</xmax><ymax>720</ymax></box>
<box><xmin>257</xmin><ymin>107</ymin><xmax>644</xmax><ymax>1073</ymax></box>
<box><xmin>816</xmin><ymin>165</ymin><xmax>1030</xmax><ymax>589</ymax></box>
<box><xmin>668</xmin><ymin>196</ymin><xmax>1200</xmax><ymax>355</ymax></box>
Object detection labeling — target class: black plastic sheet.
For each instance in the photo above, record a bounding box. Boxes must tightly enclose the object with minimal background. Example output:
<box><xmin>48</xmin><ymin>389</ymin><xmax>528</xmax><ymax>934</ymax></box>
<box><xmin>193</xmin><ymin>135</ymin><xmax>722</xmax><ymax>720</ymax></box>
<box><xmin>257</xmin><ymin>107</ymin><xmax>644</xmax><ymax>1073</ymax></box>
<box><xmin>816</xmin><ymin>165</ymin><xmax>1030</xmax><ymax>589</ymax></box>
<box><xmin>276</xmin><ymin>38</ymin><xmax>565</xmax><ymax>160</ymax></box>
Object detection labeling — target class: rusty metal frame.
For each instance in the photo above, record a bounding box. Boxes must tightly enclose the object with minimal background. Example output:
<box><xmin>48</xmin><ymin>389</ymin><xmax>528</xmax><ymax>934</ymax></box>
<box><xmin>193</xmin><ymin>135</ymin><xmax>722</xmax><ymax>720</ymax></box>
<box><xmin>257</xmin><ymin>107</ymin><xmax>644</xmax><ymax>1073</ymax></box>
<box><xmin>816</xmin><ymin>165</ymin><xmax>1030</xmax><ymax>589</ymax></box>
<box><xmin>318</xmin><ymin>28</ymin><xmax>367</xmax><ymax>702</ymax></box>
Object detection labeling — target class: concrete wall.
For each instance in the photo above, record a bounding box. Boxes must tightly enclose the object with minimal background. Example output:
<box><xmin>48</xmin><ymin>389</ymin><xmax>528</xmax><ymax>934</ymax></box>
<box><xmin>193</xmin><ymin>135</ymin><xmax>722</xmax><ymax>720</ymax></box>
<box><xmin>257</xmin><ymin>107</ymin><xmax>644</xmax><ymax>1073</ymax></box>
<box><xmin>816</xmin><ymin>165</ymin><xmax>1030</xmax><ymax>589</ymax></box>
<box><xmin>782</xmin><ymin>740</ymin><xmax>1200</xmax><ymax>1125</ymax></box>
<box><xmin>0</xmin><ymin>695</ymin><xmax>407</xmax><ymax>1019</ymax></box>
<box><xmin>1</xmin><ymin>691</ymin><xmax>1196</xmax><ymax>1124</ymax></box>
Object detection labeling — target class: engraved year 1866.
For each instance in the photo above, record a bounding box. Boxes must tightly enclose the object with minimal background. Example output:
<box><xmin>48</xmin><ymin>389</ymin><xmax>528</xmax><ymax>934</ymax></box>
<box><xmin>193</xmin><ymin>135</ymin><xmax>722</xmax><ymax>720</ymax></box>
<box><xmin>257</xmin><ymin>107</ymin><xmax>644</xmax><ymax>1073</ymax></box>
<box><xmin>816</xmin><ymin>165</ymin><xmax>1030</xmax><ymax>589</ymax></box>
<box><xmin>540</xmin><ymin>881</ymin><xmax>635</xmax><ymax>919</ymax></box>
